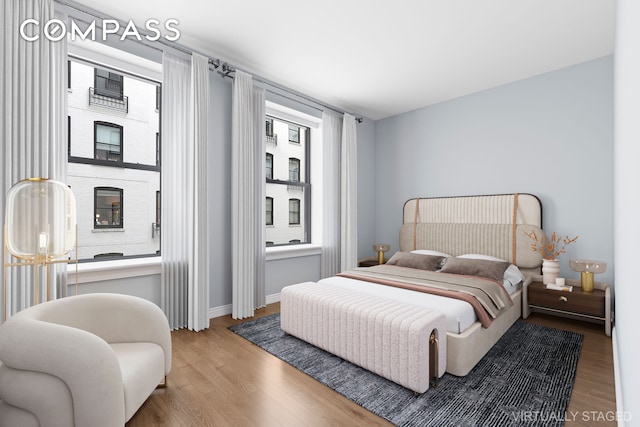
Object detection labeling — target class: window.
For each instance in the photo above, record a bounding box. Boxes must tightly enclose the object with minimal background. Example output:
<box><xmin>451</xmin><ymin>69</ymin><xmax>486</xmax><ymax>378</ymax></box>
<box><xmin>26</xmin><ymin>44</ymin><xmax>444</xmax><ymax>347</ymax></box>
<box><xmin>266</xmin><ymin>197</ymin><xmax>273</xmax><ymax>225</ymax></box>
<box><xmin>289</xmin><ymin>199</ymin><xmax>300</xmax><ymax>225</ymax></box>
<box><xmin>94</xmin><ymin>68</ymin><xmax>124</xmax><ymax>99</ymax></box>
<box><xmin>155</xmin><ymin>191</ymin><xmax>161</xmax><ymax>225</ymax></box>
<box><xmin>67</xmin><ymin>116</ymin><xmax>71</xmax><ymax>157</ymax></box>
<box><xmin>289</xmin><ymin>158</ymin><xmax>300</xmax><ymax>182</ymax></box>
<box><xmin>265</xmin><ymin>113</ymin><xmax>310</xmax><ymax>246</ymax></box>
<box><xmin>95</xmin><ymin>187</ymin><xmax>123</xmax><ymax>228</ymax></box>
<box><xmin>288</xmin><ymin>125</ymin><xmax>299</xmax><ymax>143</ymax></box>
<box><xmin>266</xmin><ymin>153</ymin><xmax>273</xmax><ymax>179</ymax></box>
<box><xmin>67</xmin><ymin>54</ymin><xmax>160</xmax><ymax>261</ymax></box>
<box><xmin>156</xmin><ymin>132</ymin><xmax>160</xmax><ymax>166</ymax></box>
<box><xmin>95</xmin><ymin>122</ymin><xmax>123</xmax><ymax>162</ymax></box>
<box><xmin>266</xmin><ymin>118</ymin><xmax>274</xmax><ymax>137</ymax></box>
<box><xmin>67</xmin><ymin>60</ymin><xmax>71</xmax><ymax>89</ymax></box>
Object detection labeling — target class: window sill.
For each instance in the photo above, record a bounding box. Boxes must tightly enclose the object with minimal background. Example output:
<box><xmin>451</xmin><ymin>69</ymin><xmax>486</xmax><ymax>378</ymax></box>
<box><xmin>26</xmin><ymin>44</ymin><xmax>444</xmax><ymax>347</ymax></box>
<box><xmin>266</xmin><ymin>244</ymin><xmax>322</xmax><ymax>261</ymax></box>
<box><xmin>92</xmin><ymin>228</ymin><xmax>125</xmax><ymax>233</ymax></box>
<box><xmin>70</xmin><ymin>256</ymin><xmax>161</xmax><ymax>284</ymax></box>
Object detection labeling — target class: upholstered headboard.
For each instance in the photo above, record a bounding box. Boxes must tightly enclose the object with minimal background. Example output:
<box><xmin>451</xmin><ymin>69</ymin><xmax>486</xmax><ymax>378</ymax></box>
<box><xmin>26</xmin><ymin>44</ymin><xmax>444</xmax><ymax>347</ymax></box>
<box><xmin>399</xmin><ymin>193</ymin><xmax>543</xmax><ymax>272</ymax></box>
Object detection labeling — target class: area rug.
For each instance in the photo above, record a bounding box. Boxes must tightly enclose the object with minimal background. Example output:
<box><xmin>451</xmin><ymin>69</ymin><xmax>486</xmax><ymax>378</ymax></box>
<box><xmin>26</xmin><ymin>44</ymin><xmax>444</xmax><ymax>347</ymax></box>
<box><xmin>229</xmin><ymin>314</ymin><xmax>583</xmax><ymax>427</ymax></box>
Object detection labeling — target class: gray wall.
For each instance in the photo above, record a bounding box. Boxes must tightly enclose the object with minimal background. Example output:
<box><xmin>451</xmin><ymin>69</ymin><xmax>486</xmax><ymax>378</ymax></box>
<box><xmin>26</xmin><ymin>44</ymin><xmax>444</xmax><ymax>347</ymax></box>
<box><xmin>73</xmin><ymin>56</ymin><xmax>614</xmax><ymax>312</ymax></box>
<box><xmin>374</xmin><ymin>56</ymin><xmax>614</xmax><ymax>285</ymax></box>
<box><xmin>205</xmin><ymin>73</ymin><xmax>378</xmax><ymax>309</ymax></box>
<box><xmin>208</xmin><ymin>71</ymin><xmax>234</xmax><ymax>310</ymax></box>
<box><xmin>614</xmin><ymin>0</ymin><xmax>640</xmax><ymax>419</ymax></box>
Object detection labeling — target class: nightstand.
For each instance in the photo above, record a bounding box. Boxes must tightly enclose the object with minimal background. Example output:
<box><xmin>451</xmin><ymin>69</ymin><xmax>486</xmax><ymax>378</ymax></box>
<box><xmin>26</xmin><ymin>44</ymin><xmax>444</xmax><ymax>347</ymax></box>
<box><xmin>358</xmin><ymin>258</ymin><xmax>385</xmax><ymax>267</ymax></box>
<box><xmin>523</xmin><ymin>277</ymin><xmax>611</xmax><ymax>336</ymax></box>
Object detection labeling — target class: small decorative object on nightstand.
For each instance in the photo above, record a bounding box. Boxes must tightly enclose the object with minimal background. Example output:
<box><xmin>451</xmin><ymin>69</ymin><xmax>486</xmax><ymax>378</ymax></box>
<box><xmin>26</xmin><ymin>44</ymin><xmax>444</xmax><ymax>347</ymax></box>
<box><xmin>523</xmin><ymin>230</ymin><xmax>578</xmax><ymax>284</ymax></box>
<box><xmin>569</xmin><ymin>259</ymin><xmax>606</xmax><ymax>292</ymax></box>
<box><xmin>372</xmin><ymin>243</ymin><xmax>390</xmax><ymax>265</ymax></box>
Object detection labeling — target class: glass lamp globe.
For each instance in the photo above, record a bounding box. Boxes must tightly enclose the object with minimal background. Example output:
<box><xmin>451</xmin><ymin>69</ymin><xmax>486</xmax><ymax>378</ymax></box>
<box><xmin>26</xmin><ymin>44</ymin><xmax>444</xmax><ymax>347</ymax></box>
<box><xmin>4</xmin><ymin>178</ymin><xmax>76</xmax><ymax>260</ymax></box>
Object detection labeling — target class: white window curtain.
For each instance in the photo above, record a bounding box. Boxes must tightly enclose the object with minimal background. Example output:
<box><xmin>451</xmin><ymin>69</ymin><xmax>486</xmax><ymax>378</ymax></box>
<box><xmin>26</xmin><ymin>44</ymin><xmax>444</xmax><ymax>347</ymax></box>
<box><xmin>341</xmin><ymin>114</ymin><xmax>358</xmax><ymax>271</ymax></box>
<box><xmin>0</xmin><ymin>0</ymin><xmax>68</xmax><ymax>321</ymax></box>
<box><xmin>187</xmin><ymin>54</ymin><xmax>211</xmax><ymax>331</ymax></box>
<box><xmin>161</xmin><ymin>52</ymin><xmax>210</xmax><ymax>331</ymax></box>
<box><xmin>321</xmin><ymin>111</ymin><xmax>343</xmax><ymax>278</ymax></box>
<box><xmin>231</xmin><ymin>70</ymin><xmax>266</xmax><ymax>319</ymax></box>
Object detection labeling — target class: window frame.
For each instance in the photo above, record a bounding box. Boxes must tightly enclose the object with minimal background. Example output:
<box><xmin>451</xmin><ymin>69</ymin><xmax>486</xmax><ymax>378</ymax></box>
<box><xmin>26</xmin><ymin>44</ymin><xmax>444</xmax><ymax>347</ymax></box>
<box><xmin>266</xmin><ymin>196</ymin><xmax>274</xmax><ymax>226</ymax></box>
<box><xmin>288</xmin><ymin>157</ymin><xmax>300</xmax><ymax>182</ymax></box>
<box><xmin>67</xmin><ymin>50</ymin><xmax>161</xmax><ymax>264</ymax></box>
<box><xmin>266</xmin><ymin>153</ymin><xmax>273</xmax><ymax>180</ymax></box>
<box><xmin>94</xmin><ymin>121</ymin><xmax>123</xmax><ymax>163</ymax></box>
<box><xmin>94</xmin><ymin>67</ymin><xmax>124</xmax><ymax>100</ymax></box>
<box><xmin>289</xmin><ymin>198</ymin><xmax>301</xmax><ymax>225</ymax></box>
<box><xmin>288</xmin><ymin>125</ymin><xmax>300</xmax><ymax>144</ymax></box>
<box><xmin>266</xmin><ymin>118</ymin><xmax>274</xmax><ymax>137</ymax></box>
<box><xmin>265</xmin><ymin>113</ymin><xmax>311</xmax><ymax>247</ymax></box>
<box><xmin>94</xmin><ymin>187</ymin><xmax>124</xmax><ymax>229</ymax></box>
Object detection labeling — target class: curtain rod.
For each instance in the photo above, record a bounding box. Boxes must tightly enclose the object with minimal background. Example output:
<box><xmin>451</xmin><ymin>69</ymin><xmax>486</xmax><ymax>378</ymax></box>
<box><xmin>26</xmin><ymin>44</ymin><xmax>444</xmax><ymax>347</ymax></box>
<box><xmin>217</xmin><ymin>64</ymin><xmax>363</xmax><ymax>122</ymax></box>
<box><xmin>55</xmin><ymin>0</ymin><xmax>364</xmax><ymax>122</ymax></box>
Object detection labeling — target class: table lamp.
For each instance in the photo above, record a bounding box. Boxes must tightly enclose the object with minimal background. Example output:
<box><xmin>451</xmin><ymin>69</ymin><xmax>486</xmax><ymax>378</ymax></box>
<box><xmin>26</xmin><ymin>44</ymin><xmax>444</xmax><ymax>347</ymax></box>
<box><xmin>372</xmin><ymin>244</ymin><xmax>390</xmax><ymax>265</ymax></box>
<box><xmin>569</xmin><ymin>259</ymin><xmax>606</xmax><ymax>292</ymax></box>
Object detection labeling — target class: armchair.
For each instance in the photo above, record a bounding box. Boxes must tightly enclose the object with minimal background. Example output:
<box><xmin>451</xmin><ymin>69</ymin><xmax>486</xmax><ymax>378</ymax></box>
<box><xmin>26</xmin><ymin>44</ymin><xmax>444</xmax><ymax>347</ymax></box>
<box><xmin>0</xmin><ymin>293</ymin><xmax>171</xmax><ymax>427</ymax></box>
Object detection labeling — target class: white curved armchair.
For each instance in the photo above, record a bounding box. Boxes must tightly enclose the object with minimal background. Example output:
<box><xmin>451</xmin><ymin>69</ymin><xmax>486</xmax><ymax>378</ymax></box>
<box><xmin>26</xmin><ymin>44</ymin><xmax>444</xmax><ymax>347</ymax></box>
<box><xmin>0</xmin><ymin>293</ymin><xmax>171</xmax><ymax>427</ymax></box>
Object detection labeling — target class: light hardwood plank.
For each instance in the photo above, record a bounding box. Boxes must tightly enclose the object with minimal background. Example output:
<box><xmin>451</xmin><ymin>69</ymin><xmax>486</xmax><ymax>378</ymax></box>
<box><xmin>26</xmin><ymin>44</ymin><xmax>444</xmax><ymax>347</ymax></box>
<box><xmin>127</xmin><ymin>304</ymin><xmax>616</xmax><ymax>427</ymax></box>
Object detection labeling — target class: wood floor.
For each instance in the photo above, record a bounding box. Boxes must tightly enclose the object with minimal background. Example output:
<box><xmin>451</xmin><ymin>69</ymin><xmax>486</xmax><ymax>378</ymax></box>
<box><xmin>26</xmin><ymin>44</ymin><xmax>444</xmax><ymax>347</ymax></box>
<box><xmin>126</xmin><ymin>303</ymin><xmax>616</xmax><ymax>427</ymax></box>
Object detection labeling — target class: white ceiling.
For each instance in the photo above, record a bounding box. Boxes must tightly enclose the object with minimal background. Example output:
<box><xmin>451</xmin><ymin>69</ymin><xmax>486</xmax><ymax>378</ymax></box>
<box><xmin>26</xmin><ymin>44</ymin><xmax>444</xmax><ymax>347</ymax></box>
<box><xmin>69</xmin><ymin>0</ymin><xmax>615</xmax><ymax>120</ymax></box>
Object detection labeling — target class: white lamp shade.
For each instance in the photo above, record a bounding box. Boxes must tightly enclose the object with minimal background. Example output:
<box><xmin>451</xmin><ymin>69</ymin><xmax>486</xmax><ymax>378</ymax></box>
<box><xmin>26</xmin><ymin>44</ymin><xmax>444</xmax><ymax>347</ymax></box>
<box><xmin>4</xmin><ymin>178</ymin><xmax>76</xmax><ymax>260</ymax></box>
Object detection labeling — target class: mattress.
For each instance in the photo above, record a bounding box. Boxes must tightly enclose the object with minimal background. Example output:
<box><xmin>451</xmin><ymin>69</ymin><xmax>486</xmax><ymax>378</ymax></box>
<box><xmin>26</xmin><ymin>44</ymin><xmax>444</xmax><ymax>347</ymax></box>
<box><xmin>318</xmin><ymin>275</ymin><xmax>483</xmax><ymax>334</ymax></box>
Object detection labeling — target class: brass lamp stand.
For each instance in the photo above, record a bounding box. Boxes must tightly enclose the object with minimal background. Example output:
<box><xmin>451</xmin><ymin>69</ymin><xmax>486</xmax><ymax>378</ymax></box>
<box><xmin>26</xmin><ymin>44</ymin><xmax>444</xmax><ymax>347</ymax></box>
<box><xmin>3</xmin><ymin>225</ymin><xmax>78</xmax><ymax>321</ymax></box>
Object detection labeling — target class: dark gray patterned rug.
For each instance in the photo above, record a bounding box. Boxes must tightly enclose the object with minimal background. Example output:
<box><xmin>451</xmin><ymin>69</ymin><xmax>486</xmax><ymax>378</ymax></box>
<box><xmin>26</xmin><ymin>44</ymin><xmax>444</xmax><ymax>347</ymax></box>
<box><xmin>229</xmin><ymin>314</ymin><xmax>582</xmax><ymax>426</ymax></box>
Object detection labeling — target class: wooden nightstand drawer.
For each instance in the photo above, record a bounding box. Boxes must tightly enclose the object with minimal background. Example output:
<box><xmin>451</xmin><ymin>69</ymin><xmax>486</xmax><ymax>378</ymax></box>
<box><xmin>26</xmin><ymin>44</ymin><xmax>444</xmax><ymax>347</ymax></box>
<box><xmin>528</xmin><ymin>282</ymin><xmax>605</xmax><ymax>318</ymax></box>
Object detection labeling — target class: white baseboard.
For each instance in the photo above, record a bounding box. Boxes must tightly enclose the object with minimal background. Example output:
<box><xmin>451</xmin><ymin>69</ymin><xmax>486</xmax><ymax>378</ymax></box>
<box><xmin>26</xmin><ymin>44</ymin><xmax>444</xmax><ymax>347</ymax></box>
<box><xmin>208</xmin><ymin>303</ymin><xmax>232</xmax><ymax>319</ymax></box>
<box><xmin>613</xmin><ymin>326</ymin><xmax>625</xmax><ymax>427</ymax></box>
<box><xmin>208</xmin><ymin>292</ymin><xmax>281</xmax><ymax>320</ymax></box>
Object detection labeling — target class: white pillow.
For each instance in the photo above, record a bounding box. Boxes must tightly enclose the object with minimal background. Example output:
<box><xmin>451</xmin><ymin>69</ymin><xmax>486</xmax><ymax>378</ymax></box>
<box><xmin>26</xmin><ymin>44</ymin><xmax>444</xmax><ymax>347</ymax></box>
<box><xmin>411</xmin><ymin>249</ymin><xmax>452</xmax><ymax>258</ymax></box>
<box><xmin>458</xmin><ymin>253</ymin><xmax>525</xmax><ymax>288</ymax></box>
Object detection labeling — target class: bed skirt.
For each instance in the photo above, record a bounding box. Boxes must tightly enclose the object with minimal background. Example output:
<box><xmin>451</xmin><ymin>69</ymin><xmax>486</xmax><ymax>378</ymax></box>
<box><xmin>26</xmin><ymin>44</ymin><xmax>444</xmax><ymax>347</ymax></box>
<box><xmin>280</xmin><ymin>282</ymin><xmax>447</xmax><ymax>393</ymax></box>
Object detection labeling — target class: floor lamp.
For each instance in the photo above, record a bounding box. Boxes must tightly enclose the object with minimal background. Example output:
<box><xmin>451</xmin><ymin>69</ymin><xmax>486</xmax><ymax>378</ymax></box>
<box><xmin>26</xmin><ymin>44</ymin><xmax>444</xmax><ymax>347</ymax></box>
<box><xmin>3</xmin><ymin>178</ymin><xmax>78</xmax><ymax>321</ymax></box>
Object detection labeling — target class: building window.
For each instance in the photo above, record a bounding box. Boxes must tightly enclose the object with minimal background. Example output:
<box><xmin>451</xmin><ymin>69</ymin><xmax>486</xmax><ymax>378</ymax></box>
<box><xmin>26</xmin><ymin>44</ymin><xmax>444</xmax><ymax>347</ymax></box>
<box><xmin>94</xmin><ymin>122</ymin><xmax>123</xmax><ymax>162</ymax></box>
<box><xmin>94</xmin><ymin>68</ymin><xmax>124</xmax><ymax>99</ymax></box>
<box><xmin>156</xmin><ymin>132</ymin><xmax>160</xmax><ymax>166</ymax></box>
<box><xmin>288</xmin><ymin>125</ymin><xmax>299</xmax><ymax>143</ymax></box>
<box><xmin>266</xmin><ymin>197</ymin><xmax>273</xmax><ymax>225</ymax></box>
<box><xmin>266</xmin><ymin>118</ymin><xmax>274</xmax><ymax>137</ymax></box>
<box><xmin>155</xmin><ymin>85</ymin><xmax>160</xmax><ymax>111</ymax></box>
<box><xmin>265</xmin><ymin>113</ymin><xmax>310</xmax><ymax>246</ymax></box>
<box><xmin>156</xmin><ymin>191</ymin><xmax>161</xmax><ymax>225</ymax></box>
<box><xmin>67</xmin><ymin>60</ymin><xmax>71</xmax><ymax>89</ymax></box>
<box><xmin>266</xmin><ymin>153</ymin><xmax>273</xmax><ymax>179</ymax></box>
<box><xmin>289</xmin><ymin>158</ymin><xmax>300</xmax><ymax>182</ymax></box>
<box><xmin>95</xmin><ymin>187</ymin><xmax>123</xmax><ymax>228</ymax></box>
<box><xmin>289</xmin><ymin>199</ymin><xmax>300</xmax><ymax>225</ymax></box>
<box><xmin>67</xmin><ymin>116</ymin><xmax>71</xmax><ymax>157</ymax></box>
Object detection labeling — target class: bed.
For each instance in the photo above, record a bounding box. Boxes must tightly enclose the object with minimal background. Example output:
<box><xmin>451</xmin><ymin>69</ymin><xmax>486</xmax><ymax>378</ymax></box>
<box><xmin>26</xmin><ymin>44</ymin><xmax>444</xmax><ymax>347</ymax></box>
<box><xmin>281</xmin><ymin>193</ymin><xmax>544</xmax><ymax>389</ymax></box>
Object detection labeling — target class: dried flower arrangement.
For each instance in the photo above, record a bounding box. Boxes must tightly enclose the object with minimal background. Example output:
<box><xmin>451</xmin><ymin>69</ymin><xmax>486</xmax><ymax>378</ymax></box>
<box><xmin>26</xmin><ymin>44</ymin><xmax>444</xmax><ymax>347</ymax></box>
<box><xmin>523</xmin><ymin>230</ymin><xmax>578</xmax><ymax>260</ymax></box>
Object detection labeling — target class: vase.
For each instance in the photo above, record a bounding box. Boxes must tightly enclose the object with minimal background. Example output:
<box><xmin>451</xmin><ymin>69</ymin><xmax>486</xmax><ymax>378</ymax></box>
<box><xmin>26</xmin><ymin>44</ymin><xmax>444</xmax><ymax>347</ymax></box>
<box><xmin>542</xmin><ymin>259</ymin><xmax>560</xmax><ymax>285</ymax></box>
